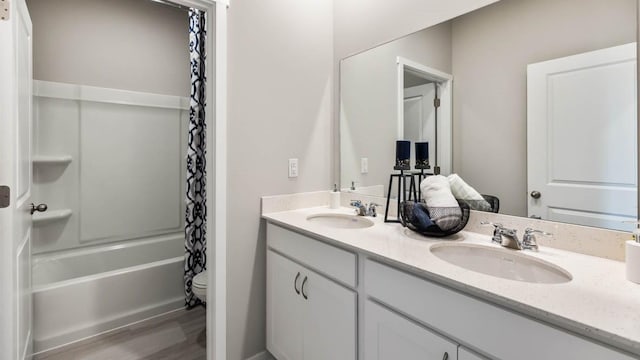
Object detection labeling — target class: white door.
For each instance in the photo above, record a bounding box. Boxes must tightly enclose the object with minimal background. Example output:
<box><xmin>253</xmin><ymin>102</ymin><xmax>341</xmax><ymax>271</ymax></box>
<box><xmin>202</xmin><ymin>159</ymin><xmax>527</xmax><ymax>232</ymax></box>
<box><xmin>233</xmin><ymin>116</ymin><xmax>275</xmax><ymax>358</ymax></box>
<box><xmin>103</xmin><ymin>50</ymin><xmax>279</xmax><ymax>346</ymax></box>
<box><xmin>364</xmin><ymin>300</ymin><xmax>458</xmax><ymax>360</ymax></box>
<box><xmin>0</xmin><ymin>0</ymin><xmax>34</xmax><ymax>359</ymax></box>
<box><xmin>404</xmin><ymin>83</ymin><xmax>436</xmax><ymax>169</ymax></box>
<box><xmin>266</xmin><ymin>250</ymin><xmax>304</xmax><ymax>360</ymax></box>
<box><xmin>527</xmin><ymin>43</ymin><xmax>637</xmax><ymax>230</ymax></box>
<box><xmin>302</xmin><ymin>267</ymin><xmax>357</xmax><ymax>360</ymax></box>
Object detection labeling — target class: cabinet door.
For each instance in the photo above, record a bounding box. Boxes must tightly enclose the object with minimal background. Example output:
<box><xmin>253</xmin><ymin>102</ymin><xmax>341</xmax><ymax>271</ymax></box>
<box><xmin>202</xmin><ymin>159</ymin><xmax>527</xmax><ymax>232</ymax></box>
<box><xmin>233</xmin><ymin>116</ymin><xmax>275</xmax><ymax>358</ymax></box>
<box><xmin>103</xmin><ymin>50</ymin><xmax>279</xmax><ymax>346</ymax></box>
<box><xmin>267</xmin><ymin>250</ymin><xmax>304</xmax><ymax>360</ymax></box>
<box><xmin>302</xmin><ymin>267</ymin><xmax>357</xmax><ymax>360</ymax></box>
<box><xmin>365</xmin><ymin>300</ymin><xmax>458</xmax><ymax>360</ymax></box>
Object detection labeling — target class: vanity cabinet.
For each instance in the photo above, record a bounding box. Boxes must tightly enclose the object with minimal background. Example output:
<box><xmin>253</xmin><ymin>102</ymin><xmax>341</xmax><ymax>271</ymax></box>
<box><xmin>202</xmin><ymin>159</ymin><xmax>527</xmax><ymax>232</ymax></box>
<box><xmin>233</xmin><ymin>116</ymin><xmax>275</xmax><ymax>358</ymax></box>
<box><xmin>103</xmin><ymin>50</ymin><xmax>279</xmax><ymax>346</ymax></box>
<box><xmin>365</xmin><ymin>259</ymin><xmax>635</xmax><ymax>360</ymax></box>
<box><xmin>265</xmin><ymin>222</ymin><xmax>636</xmax><ymax>360</ymax></box>
<box><xmin>266</xmin><ymin>224</ymin><xmax>357</xmax><ymax>360</ymax></box>
<box><xmin>365</xmin><ymin>300</ymin><xmax>457</xmax><ymax>360</ymax></box>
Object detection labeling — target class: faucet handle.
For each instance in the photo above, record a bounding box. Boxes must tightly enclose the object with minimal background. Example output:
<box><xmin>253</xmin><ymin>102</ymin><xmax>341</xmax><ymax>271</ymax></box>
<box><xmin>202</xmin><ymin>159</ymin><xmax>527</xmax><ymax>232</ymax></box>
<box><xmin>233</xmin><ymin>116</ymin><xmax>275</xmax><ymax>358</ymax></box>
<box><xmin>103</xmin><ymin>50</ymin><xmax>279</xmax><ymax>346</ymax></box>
<box><xmin>522</xmin><ymin>228</ymin><xmax>551</xmax><ymax>251</ymax></box>
<box><xmin>524</xmin><ymin>228</ymin><xmax>552</xmax><ymax>236</ymax></box>
<box><xmin>481</xmin><ymin>221</ymin><xmax>505</xmax><ymax>244</ymax></box>
<box><xmin>480</xmin><ymin>221</ymin><xmax>503</xmax><ymax>228</ymax></box>
<box><xmin>350</xmin><ymin>200</ymin><xmax>362</xmax><ymax>207</ymax></box>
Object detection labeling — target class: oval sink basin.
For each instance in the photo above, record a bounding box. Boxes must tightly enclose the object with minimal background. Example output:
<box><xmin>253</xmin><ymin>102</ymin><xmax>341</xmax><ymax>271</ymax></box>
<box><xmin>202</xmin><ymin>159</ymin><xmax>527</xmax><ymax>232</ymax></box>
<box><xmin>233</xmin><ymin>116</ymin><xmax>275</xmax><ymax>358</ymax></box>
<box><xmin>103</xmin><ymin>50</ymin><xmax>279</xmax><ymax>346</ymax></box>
<box><xmin>430</xmin><ymin>243</ymin><xmax>572</xmax><ymax>284</ymax></box>
<box><xmin>306</xmin><ymin>214</ymin><xmax>374</xmax><ymax>229</ymax></box>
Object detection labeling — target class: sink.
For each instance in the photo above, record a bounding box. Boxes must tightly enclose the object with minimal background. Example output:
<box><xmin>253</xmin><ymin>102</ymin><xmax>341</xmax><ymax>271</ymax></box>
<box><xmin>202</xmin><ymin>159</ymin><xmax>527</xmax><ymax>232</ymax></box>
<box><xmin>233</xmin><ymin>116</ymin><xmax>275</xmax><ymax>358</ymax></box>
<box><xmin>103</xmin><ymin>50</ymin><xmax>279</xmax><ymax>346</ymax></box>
<box><xmin>306</xmin><ymin>214</ymin><xmax>374</xmax><ymax>229</ymax></box>
<box><xmin>430</xmin><ymin>243</ymin><xmax>572</xmax><ymax>284</ymax></box>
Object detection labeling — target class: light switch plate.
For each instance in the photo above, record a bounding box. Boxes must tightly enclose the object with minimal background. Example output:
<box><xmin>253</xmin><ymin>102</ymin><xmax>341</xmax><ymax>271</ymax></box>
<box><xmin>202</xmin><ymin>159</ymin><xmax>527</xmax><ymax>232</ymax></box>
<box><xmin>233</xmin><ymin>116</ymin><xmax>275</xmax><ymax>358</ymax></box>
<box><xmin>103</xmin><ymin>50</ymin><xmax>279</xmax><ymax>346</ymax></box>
<box><xmin>361</xmin><ymin>158</ymin><xmax>368</xmax><ymax>174</ymax></box>
<box><xmin>288</xmin><ymin>158</ymin><xmax>298</xmax><ymax>178</ymax></box>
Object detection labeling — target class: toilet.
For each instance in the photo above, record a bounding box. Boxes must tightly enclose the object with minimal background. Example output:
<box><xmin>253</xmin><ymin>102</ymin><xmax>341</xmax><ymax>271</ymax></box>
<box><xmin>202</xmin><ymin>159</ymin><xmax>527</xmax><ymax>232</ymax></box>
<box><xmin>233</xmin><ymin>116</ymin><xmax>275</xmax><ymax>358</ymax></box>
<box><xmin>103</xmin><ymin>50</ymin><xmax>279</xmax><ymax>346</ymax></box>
<box><xmin>192</xmin><ymin>270</ymin><xmax>207</xmax><ymax>302</ymax></box>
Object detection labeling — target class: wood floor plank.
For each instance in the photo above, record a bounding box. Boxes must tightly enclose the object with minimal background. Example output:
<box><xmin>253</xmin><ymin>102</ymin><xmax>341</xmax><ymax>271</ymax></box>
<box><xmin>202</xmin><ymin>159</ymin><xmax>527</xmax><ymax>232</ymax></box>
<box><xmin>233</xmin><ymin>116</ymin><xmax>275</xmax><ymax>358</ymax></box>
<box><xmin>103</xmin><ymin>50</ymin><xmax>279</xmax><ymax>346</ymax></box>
<box><xmin>34</xmin><ymin>307</ymin><xmax>206</xmax><ymax>360</ymax></box>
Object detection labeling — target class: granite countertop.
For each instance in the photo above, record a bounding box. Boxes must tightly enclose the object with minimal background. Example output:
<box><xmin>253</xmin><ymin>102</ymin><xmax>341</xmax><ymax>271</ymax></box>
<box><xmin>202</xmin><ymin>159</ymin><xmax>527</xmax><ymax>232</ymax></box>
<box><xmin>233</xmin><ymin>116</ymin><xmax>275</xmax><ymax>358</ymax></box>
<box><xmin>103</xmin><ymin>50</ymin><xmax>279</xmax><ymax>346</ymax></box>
<box><xmin>262</xmin><ymin>206</ymin><xmax>640</xmax><ymax>356</ymax></box>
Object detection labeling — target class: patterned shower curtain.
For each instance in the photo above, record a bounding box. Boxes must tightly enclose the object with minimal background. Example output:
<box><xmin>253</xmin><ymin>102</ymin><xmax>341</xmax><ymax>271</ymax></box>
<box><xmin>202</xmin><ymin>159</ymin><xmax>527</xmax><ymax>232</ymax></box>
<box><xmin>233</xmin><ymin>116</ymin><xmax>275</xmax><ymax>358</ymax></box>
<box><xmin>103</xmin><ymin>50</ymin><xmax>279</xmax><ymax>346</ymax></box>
<box><xmin>185</xmin><ymin>8</ymin><xmax>207</xmax><ymax>308</ymax></box>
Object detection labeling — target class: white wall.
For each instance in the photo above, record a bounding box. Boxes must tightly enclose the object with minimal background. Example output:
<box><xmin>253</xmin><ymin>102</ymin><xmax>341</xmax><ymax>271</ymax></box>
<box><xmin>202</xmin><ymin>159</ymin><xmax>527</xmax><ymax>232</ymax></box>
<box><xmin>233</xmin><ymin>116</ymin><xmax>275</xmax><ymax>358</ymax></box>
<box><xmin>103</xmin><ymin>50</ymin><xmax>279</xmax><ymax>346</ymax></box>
<box><xmin>26</xmin><ymin>0</ymin><xmax>189</xmax><ymax>96</ymax></box>
<box><xmin>340</xmin><ymin>22</ymin><xmax>452</xmax><ymax>192</ymax></box>
<box><xmin>451</xmin><ymin>0</ymin><xmax>636</xmax><ymax>216</ymax></box>
<box><xmin>227</xmin><ymin>0</ymin><xmax>333</xmax><ymax>359</ymax></box>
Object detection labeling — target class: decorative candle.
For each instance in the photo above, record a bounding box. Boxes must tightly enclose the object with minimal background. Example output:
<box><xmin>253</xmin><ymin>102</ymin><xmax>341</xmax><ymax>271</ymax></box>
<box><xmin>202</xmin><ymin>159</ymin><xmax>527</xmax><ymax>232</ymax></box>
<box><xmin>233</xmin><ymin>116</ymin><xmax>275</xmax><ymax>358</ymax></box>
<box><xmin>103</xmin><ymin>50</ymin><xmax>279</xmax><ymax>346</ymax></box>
<box><xmin>395</xmin><ymin>140</ymin><xmax>411</xmax><ymax>170</ymax></box>
<box><xmin>396</xmin><ymin>140</ymin><xmax>410</xmax><ymax>160</ymax></box>
<box><xmin>415</xmin><ymin>142</ymin><xmax>430</xmax><ymax>169</ymax></box>
<box><xmin>415</xmin><ymin>142</ymin><xmax>429</xmax><ymax>161</ymax></box>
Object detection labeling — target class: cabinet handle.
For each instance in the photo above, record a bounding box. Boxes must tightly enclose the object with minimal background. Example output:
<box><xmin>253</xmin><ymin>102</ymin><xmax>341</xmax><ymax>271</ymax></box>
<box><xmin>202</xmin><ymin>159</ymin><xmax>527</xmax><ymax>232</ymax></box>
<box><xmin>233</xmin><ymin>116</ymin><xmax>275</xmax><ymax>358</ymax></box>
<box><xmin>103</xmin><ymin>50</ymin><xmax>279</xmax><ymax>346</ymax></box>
<box><xmin>294</xmin><ymin>272</ymin><xmax>301</xmax><ymax>295</ymax></box>
<box><xmin>442</xmin><ymin>352</ymin><xmax>448</xmax><ymax>360</ymax></box>
<box><xmin>301</xmin><ymin>276</ymin><xmax>308</xmax><ymax>299</ymax></box>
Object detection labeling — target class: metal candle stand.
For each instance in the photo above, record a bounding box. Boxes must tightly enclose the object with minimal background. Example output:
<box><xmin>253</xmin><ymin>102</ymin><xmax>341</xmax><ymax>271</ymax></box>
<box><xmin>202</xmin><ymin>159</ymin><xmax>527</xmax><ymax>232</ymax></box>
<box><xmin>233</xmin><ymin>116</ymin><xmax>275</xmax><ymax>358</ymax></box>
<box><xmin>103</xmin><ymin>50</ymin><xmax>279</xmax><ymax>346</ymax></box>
<box><xmin>385</xmin><ymin>160</ymin><xmax>436</xmax><ymax>223</ymax></box>
<box><xmin>385</xmin><ymin>159</ymin><xmax>418</xmax><ymax>223</ymax></box>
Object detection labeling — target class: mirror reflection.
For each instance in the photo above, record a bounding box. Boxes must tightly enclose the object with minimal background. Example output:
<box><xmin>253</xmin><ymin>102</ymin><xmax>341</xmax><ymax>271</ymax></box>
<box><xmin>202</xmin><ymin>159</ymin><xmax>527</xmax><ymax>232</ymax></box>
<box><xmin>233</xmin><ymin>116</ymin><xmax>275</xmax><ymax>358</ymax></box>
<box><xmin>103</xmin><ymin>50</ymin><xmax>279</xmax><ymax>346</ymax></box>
<box><xmin>340</xmin><ymin>0</ymin><xmax>637</xmax><ymax>231</ymax></box>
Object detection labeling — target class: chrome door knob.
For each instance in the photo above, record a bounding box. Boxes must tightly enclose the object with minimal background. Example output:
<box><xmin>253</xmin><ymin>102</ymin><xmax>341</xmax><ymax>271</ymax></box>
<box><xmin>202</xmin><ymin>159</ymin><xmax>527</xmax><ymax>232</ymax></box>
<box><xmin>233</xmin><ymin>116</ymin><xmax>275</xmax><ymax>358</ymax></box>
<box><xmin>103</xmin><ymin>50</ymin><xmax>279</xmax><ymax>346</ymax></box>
<box><xmin>530</xmin><ymin>191</ymin><xmax>541</xmax><ymax>199</ymax></box>
<box><xmin>30</xmin><ymin>203</ymin><xmax>48</xmax><ymax>215</ymax></box>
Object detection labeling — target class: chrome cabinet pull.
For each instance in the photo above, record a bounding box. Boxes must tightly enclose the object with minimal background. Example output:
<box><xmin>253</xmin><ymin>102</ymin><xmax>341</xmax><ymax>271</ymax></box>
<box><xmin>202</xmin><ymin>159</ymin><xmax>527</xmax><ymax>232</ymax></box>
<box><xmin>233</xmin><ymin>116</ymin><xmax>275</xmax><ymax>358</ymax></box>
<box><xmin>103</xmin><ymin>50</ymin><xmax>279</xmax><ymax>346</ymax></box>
<box><xmin>294</xmin><ymin>272</ymin><xmax>301</xmax><ymax>295</ymax></box>
<box><xmin>301</xmin><ymin>276</ymin><xmax>308</xmax><ymax>299</ymax></box>
<box><xmin>442</xmin><ymin>352</ymin><xmax>448</xmax><ymax>360</ymax></box>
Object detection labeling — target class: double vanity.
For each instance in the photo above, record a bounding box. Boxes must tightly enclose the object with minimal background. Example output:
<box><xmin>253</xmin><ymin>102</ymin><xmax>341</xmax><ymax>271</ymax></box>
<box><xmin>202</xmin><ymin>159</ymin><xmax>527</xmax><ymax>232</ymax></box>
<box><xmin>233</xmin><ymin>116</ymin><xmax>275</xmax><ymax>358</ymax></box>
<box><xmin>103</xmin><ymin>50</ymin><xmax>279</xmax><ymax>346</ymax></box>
<box><xmin>262</xmin><ymin>194</ymin><xmax>640</xmax><ymax>360</ymax></box>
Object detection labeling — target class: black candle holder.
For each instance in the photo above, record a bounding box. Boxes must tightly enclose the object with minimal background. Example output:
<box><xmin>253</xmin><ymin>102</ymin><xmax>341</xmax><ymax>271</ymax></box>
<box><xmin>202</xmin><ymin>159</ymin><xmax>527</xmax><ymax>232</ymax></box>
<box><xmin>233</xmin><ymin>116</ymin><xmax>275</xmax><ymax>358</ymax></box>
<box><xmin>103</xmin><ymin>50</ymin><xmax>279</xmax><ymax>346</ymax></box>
<box><xmin>394</xmin><ymin>158</ymin><xmax>410</xmax><ymax>171</ymax></box>
<box><xmin>384</xmin><ymin>167</ymin><xmax>417</xmax><ymax>223</ymax></box>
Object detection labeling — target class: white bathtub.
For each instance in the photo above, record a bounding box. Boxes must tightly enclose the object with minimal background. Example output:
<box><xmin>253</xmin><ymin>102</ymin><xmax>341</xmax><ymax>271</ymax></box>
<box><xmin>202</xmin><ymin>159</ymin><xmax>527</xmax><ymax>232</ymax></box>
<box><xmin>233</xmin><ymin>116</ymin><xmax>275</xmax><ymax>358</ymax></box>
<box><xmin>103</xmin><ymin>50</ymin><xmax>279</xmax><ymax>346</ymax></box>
<box><xmin>32</xmin><ymin>234</ymin><xmax>185</xmax><ymax>354</ymax></box>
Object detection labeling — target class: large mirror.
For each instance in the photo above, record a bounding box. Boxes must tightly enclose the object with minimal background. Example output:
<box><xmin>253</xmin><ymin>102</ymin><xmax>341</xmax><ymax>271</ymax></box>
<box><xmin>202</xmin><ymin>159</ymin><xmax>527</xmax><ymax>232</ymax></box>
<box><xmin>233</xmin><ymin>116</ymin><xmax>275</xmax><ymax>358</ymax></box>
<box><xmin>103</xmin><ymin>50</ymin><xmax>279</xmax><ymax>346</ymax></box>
<box><xmin>340</xmin><ymin>0</ymin><xmax>637</xmax><ymax>231</ymax></box>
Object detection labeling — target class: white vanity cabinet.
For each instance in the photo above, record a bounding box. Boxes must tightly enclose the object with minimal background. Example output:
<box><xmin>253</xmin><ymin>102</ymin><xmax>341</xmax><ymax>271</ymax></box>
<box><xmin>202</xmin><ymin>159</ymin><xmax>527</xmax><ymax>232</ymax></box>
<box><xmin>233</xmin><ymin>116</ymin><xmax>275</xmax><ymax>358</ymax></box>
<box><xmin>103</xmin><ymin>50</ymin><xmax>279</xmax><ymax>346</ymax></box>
<box><xmin>365</xmin><ymin>300</ymin><xmax>457</xmax><ymax>360</ymax></box>
<box><xmin>365</xmin><ymin>259</ymin><xmax>636</xmax><ymax>360</ymax></box>
<box><xmin>266</xmin><ymin>224</ymin><xmax>357</xmax><ymax>360</ymax></box>
<box><xmin>265</xmin><ymin>222</ymin><xmax>637</xmax><ymax>360</ymax></box>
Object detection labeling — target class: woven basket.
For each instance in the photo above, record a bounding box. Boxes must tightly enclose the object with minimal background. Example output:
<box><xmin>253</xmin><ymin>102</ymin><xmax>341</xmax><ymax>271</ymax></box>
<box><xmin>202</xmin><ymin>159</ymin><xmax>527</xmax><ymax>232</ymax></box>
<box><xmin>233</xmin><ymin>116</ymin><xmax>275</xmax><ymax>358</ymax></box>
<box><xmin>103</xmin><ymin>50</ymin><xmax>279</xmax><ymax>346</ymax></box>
<box><xmin>399</xmin><ymin>200</ymin><xmax>470</xmax><ymax>237</ymax></box>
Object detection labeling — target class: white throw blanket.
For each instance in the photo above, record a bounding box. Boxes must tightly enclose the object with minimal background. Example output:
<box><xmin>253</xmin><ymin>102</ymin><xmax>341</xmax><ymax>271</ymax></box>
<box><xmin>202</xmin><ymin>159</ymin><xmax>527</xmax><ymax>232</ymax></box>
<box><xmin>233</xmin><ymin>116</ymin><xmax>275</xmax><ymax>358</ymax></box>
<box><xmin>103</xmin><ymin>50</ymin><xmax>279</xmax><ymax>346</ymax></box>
<box><xmin>420</xmin><ymin>175</ymin><xmax>458</xmax><ymax>208</ymax></box>
<box><xmin>447</xmin><ymin>174</ymin><xmax>491</xmax><ymax>211</ymax></box>
<box><xmin>420</xmin><ymin>175</ymin><xmax>461</xmax><ymax>231</ymax></box>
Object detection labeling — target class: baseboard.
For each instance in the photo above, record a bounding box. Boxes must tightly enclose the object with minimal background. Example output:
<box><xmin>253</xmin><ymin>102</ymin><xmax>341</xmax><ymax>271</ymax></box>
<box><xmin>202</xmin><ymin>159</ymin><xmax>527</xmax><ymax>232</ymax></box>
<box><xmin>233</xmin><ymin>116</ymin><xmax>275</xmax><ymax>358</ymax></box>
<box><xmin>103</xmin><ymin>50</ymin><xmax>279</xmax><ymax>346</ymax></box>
<box><xmin>246</xmin><ymin>350</ymin><xmax>275</xmax><ymax>360</ymax></box>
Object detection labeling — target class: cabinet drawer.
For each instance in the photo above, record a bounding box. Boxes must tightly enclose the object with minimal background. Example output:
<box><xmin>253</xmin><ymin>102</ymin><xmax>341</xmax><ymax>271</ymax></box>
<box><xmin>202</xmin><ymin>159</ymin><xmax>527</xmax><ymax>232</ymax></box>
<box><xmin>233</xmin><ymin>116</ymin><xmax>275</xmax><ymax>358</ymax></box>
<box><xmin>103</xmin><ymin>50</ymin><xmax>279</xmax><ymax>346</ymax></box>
<box><xmin>365</xmin><ymin>300</ymin><xmax>457</xmax><ymax>360</ymax></box>
<box><xmin>267</xmin><ymin>223</ymin><xmax>357</xmax><ymax>287</ymax></box>
<box><xmin>365</xmin><ymin>259</ymin><xmax>634</xmax><ymax>360</ymax></box>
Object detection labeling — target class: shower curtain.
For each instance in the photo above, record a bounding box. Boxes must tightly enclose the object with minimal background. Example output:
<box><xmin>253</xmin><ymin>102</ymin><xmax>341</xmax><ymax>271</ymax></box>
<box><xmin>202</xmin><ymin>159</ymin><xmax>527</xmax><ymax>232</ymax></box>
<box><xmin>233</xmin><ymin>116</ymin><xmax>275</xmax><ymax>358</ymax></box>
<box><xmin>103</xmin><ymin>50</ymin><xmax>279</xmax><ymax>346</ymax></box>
<box><xmin>185</xmin><ymin>8</ymin><xmax>207</xmax><ymax>308</ymax></box>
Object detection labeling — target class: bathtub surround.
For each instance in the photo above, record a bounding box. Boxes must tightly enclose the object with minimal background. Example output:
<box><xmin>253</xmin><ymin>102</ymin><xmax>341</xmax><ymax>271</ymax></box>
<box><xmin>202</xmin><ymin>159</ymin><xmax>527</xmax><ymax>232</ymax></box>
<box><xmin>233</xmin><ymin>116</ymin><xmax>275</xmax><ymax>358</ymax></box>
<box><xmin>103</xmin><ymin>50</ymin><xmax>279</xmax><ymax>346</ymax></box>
<box><xmin>185</xmin><ymin>7</ymin><xmax>208</xmax><ymax>309</ymax></box>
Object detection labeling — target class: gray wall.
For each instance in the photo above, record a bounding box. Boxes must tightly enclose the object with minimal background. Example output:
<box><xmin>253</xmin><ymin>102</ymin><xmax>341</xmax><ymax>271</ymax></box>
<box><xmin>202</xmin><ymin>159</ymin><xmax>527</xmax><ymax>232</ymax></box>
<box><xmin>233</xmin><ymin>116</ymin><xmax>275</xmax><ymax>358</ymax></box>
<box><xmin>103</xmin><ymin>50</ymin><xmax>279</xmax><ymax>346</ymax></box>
<box><xmin>332</xmin><ymin>0</ymin><xmax>499</xmax><ymax>184</ymax></box>
<box><xmin>27</xmin><ymin>0</ymin><xmax>189</xmax><ymax>96</ymax></box>
<box><xmin>340</xmin><ymin>22</ymin><xmax>452</xmax><ymax>192</ymax></box>
<box><xmin>227</xmin><ymin>0</ymin><xmax>333</xmax><ymax>358</ymax></box>
<box><xmin>223</xmin><ymin>1</ymin><xmax>501</xmax><ymax>359</ymax></box>
<box><xmin>451</xmin><ymin>0</ymin><xmax>636</xmax><ymax>216</ymax></box>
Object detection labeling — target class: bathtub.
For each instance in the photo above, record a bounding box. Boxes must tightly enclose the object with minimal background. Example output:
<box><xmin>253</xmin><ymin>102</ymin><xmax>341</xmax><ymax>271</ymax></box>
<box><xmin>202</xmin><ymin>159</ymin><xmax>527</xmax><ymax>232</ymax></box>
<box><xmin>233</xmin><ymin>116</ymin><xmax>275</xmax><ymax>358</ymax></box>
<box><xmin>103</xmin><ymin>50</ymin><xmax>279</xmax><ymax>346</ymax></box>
<box><xmin>32</xmin><ymin>233</ymin><xmax>186</xmax><ymax>354</ymax></box>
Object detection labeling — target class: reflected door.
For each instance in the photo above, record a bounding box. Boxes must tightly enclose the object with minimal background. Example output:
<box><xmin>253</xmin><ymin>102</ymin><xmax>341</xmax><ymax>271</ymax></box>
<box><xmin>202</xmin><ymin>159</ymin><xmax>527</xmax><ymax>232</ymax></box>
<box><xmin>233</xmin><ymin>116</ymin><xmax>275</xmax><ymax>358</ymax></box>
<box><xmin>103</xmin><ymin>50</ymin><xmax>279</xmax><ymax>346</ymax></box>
<box><xmin>527</xmin><ymin>43</ymin><xmax>637</xmax><ymax>230</ymax></box>
<box><xmin>404</xmin><ymin>83</ymin><xmax>436</xmax><ymax>168</ymax></box>
<box><xmin>0</xmin><ymin>0</ymin><xmax>34</xmax><ymax>358</ymax></box>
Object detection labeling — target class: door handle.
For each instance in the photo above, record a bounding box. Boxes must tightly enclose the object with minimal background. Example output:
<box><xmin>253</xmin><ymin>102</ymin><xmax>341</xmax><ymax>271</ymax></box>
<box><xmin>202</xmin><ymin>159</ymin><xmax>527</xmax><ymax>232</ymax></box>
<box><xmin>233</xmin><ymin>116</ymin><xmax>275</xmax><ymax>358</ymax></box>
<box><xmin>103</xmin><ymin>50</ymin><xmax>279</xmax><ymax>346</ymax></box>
<box><xmin>530</xmin><ymin>191</ymin><xmax>541</xmax><ymax>199</ymax></box>
<box><xmin>294</xmin><ymin>272</ymin><xmax>301</xmax><ymax>295</ymax></box>
<box><xmin>301</xmin><ymin>276</ymin><xmax>308</xmax><ymax>299</ymax></box>
<box><xmin>30</xmin><ymin>203</ymin><xmax>48</xmax><ymax>215</ymax></box>
<box><xmin>442</xmin><ymin>352</ymin><xmax>449</xmax><ymax>360</ymax></box>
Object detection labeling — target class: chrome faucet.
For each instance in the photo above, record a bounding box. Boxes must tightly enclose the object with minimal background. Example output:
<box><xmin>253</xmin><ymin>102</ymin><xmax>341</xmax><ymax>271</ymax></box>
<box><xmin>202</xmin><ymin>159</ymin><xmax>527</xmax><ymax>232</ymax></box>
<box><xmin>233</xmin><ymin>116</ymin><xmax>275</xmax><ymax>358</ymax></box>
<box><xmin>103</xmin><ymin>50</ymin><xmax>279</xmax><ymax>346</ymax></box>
<box><xmin>481</xmin><ymin>222</ymin><xmax>523</xmax><ymax>250</ymax></box>
<box><xmin>481</xmin><ymin>222</ymin><xmax>551</xmax><ymax>251</ymax></box>
<box><xmin>350</xmin><ymin>200</ymin><xmax>379</xmax><ymax>217</ymax></box>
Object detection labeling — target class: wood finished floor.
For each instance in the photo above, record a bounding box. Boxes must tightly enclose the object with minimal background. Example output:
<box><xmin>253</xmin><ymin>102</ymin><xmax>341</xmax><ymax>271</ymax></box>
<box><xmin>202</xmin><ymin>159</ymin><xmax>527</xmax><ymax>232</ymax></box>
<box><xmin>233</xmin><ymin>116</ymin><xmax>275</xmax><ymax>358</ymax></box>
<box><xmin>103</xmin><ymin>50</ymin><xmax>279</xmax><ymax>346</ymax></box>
<box><xmin>34</xmin><ymin>307</ymin><xmax>206</xmax><ymax>360</ymax></box>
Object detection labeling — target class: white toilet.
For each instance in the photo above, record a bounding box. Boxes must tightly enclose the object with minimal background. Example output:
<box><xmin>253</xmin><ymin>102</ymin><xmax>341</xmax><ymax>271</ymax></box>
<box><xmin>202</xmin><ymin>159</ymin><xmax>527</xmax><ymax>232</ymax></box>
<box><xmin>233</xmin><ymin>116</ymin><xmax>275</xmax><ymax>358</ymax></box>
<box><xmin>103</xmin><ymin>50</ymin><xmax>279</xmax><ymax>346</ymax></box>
<box><xmin>192</xmin><ymin>270</ymin><xmax>207</xmax><ymax>302</ymax></box>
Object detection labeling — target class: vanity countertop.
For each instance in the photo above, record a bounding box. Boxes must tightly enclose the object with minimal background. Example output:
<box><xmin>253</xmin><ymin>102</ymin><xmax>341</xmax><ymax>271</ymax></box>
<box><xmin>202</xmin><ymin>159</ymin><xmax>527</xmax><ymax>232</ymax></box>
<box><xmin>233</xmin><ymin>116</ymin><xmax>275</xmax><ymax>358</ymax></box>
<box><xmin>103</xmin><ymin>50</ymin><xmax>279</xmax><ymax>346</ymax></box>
<box><xmin>262</xmin><ymin>206</ymin><xmax>640</xmax><ymax>356</ymax></box>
